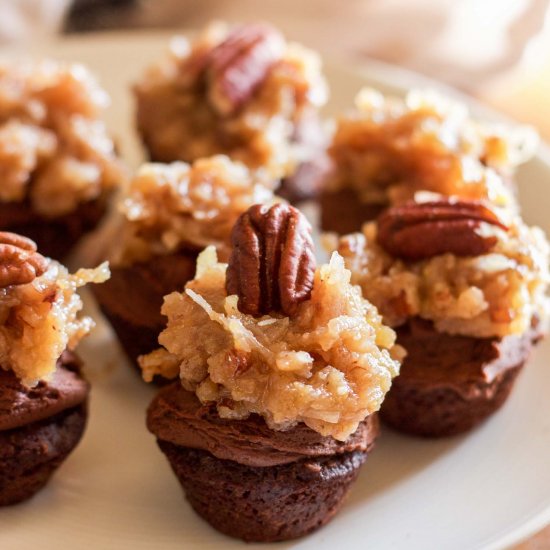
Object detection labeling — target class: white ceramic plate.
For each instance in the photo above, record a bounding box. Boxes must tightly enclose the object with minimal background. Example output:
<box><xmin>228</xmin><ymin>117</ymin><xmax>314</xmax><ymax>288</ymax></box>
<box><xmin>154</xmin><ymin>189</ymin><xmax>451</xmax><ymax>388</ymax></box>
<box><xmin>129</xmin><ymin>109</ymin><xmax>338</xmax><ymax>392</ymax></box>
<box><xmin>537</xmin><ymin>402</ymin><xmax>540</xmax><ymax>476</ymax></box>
<box><xmin>1</xmin><ymin>32</ymin><xmax>550</xmax><ymax>550</ymax></box>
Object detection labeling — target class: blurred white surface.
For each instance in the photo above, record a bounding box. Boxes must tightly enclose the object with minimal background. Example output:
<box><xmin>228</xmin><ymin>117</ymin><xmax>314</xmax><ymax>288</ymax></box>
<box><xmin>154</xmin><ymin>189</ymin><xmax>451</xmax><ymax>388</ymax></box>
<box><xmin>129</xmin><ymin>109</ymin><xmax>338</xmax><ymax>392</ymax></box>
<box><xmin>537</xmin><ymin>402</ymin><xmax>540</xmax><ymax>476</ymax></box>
<box><xmin>0</xmin><ymin>0</ymin><xmax>70</xmax><ymax>44</ymax></box>
<box><xmin>62</xmin><ymin>0</ymin><xmax>550</xmax><ymax>90</ymax></box>
<box><xmin>3</xmin><ymin>0</ymin><xmax>550</xmax><ymax>91</ymax></box>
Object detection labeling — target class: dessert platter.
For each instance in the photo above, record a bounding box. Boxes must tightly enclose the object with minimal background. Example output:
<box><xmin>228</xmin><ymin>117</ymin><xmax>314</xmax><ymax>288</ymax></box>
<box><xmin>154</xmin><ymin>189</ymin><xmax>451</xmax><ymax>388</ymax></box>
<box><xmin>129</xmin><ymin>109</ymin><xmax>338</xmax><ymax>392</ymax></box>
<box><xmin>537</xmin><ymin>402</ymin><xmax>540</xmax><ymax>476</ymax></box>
<box><xmin>1</xmin><ymin>24</ymin><xmax>550</xmax><ymax>550</ymax></box>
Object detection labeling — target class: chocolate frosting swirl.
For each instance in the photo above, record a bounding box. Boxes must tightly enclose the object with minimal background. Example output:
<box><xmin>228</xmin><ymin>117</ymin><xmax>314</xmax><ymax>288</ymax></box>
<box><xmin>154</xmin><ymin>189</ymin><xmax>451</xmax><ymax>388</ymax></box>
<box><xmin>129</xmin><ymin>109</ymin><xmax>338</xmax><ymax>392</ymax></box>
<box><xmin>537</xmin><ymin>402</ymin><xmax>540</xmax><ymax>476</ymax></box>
<box><xmin>147</xmin><ymin>383</ymin><xmax>379</xmax><ymax>468</ymax></box>
<box><xmin>0</xmin><ymin>351</ymin><xmax>89</xmax><ymax>431</ymax></box>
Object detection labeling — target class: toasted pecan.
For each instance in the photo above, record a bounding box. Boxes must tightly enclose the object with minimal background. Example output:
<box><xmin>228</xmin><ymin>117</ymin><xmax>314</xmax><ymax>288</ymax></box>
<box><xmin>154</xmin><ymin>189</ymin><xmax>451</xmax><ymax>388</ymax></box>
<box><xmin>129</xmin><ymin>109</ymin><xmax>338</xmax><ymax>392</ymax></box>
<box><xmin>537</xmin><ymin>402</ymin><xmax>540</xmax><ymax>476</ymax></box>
<box><xmin>377</xmin><ymin>200</ymin><xmax>508</xmax><ymax>261</ymax></box>
<box><xmin>0</xmin><ymin>232</ymin><xmax>48</xmax><ymax>288</ymax></box>
<box><xmin>226</xmin><ymin>203</ymin><xmax>316</xmax><ymax>316</ymax></box>
<box><xmin>207</xmin><ymin>23</ymin><xmax>285</xmax><ymax>115</ymax></box>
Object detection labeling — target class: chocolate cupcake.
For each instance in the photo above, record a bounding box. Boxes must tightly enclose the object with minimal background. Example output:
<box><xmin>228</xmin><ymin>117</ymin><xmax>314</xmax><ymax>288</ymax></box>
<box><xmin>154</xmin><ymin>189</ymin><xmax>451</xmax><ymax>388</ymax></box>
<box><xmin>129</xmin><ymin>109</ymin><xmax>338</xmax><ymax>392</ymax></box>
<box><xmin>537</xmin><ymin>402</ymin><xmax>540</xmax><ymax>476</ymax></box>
<box><xmin>0</xmin><ymin>232</ymin><xmax>109</xmax><ymax>505</ymax></box>
<box><xmin>149</xmin><ymin>387</ymin><xmax>379</xmax><ymax>542</ymax></box>
<box><xmin>336</xmin><ymin>197</ymin><xmax>549</xmax><ymax>437</ymax></box>
<box><xmin>140</xmin><ymin>204</ymin><xmax>402</xmax><ymax>541</ymax></box>
<box><xmin>134</xmin><ymin>21</ymin><xmax>329</xmax><ymax>203</ymax></box>
<box><xmin>0</xmin><ymin>60</ymin><xmax>126</xmax><ymax>260</ymax></box>
<box><xmin>321</xmin><ymin>88</ymin><xmax>535</xmax><ymax>234</ymax></box>
<box><xmin>380</xmin><ymin>317</ymin><xmax>540</xmax><ymax>437</ymax></box>
<box><xmin>93</xmin><ymin>156</ymin><xmax>280</xmax><ymax>373</ymax></box>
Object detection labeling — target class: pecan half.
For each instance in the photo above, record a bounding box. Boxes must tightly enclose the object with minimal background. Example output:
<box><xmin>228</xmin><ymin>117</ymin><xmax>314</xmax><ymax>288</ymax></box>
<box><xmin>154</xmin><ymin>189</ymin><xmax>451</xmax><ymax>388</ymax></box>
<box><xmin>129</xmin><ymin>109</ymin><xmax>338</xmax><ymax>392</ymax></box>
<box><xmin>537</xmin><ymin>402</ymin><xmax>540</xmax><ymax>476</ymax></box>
<box><xmin>226</xmin><ymin>203</ymin><xmax>316</xmax><ymax>316</ymax></box>
<box><xmin>207</xmin><ymin>23</ymin><xmax>285</xmax><ymax>116</ymax></box>
<box><xmin>377</xmin><ymin>200</ymin><xmax>508</xmax><ymax>261</ymax></box>
<box><xmin>0</xmin><ymin>232</ymin><xmax>48</xmax><ymax>288</ymax></box>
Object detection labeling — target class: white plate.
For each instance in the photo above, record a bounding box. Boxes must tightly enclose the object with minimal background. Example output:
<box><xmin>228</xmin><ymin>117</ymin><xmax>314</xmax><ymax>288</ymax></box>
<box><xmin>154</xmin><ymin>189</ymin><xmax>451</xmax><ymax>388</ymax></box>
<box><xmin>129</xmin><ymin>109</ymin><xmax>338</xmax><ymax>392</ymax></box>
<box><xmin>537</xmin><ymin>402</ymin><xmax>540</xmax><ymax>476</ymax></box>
<box><xmin>2</xmin><ymin>32</ymin><xmax>550</xmax><ymax>550</ymax></box>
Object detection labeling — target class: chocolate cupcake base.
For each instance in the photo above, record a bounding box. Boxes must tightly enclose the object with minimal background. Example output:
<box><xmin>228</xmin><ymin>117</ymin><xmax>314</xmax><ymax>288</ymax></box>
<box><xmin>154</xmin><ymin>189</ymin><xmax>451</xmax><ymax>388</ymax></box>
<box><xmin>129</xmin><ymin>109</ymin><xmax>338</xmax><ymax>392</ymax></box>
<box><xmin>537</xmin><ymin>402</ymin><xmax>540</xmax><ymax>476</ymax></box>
<box><xmin>0</xmin><ymin>351</ymin><xmax>89</xmax><ymax>505</ymax></box>
<box><xmin>159</xmin><ymin>441</ymin><xmax>366</xmax><ymax>542</ymax></box>
<box><xmin>148</xmin><ymin>384</ymin><xmax>379</xmax><ymax>542</ymax></box>
<box><xmin>0</xmin><ymin>405</ymin><xmax>87</xmax><ymax>506</ymax></box>
<box><xmin>0</xmin><ymin>195</ymin><xmax>109</xmax><ymax>261</ymax></box>
<box><xmin>278</xmin><ymin>109</ymin><xmax>330</xmax><ymax>204</ymax></box>
<box><xmin>381</xmin><ymin>318</ymin><xmax>537</xmax><ymax>437</ymax></box>
<box><xmin>93</xmin><ymin>252</ymin><xmax>197</xmax><ymax>379</ymax></box>
<box><xmin>320</xmin><ymin>188</ymin><xmax>384</xmax><ymax>235</ymax></box>
<box><xmin>278</xmin><ymin>154</ymin><xmax>332</xmax><ymax>204</ymax></box>
<box><xmin>98</xmin><ymin>305</ymin><xmax>162</xmax><ymax>376</ymax></box>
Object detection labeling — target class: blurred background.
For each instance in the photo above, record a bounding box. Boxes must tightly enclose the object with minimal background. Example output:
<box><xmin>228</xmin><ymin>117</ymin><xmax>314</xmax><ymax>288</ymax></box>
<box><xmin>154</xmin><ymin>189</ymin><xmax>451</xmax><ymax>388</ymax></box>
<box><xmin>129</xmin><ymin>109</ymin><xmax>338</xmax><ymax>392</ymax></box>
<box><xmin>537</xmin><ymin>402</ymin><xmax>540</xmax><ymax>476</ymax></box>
<box><xmin>1</xmin><ymin>0</ymin><xmax>550</xmax><ymax>140</ymax></box>
<box><xmin>0</xmin><ymin>0</ymin><xmax>548</xmax><ymax>548</ymax></box>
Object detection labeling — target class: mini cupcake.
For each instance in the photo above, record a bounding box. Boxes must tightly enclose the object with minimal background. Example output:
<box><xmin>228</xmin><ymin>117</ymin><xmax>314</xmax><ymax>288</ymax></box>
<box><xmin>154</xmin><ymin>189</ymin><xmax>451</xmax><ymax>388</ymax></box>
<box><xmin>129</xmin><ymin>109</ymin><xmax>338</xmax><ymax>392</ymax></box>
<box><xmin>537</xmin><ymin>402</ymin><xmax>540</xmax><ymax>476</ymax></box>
<box><xmin>0</xmin><ymin>60</ymin><xmax>126</xmax><ymax>259</ymax></box>
<box><xmin>0</xmin><ymin>232</ymin><xmax>109</xmax><ymax>505</ymax></box>
<box><xmin>134</xmin><ymin>21</ymin><xmax>329</xmax><ymax>203</ymax></box>
<box><xmin>321</xmin><ymin>88</ymin><xmax>536</xmax><ymax>234</ymax></box>
<box><xmin>336</xmin><ymin>197</ymin><xmax>549</xmax><ymax>436</ymax></box>
<box><xmin>93</xmin><ymin>156</ymin><xmax>280</xmax><ymax>372</ymax></box>
<box><xmin>140</xmin><ymin>204</ymin><xmax>402</xmax><ymax>541</ymax></box>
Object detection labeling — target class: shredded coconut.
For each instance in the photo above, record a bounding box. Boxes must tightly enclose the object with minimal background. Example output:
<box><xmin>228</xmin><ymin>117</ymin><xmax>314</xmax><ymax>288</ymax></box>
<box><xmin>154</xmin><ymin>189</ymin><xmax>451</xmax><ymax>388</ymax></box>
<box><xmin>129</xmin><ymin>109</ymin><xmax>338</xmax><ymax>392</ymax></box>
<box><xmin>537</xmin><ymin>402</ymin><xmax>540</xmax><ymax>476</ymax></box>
<box><xmin>0</xmin><ymin>260</ymin><xmax>110</xmax><ymax>384</ymax></box>
<box><xmin>337</xmin><ymin>215</ymin><xmax>550</xmax><ymax>338</ymax></box>
<box><xmin>110</xmin><ymin>156</ymin><xmax>280</xmax><ymax>266</ymax></box>
<box><xmin>140</xmin><ymin>248</ymin><xmax>402</xmax><ymax>441</ymax></box>
<box><xmin>327</xmin><ymin>87</ymin><xmax>538</xmax><ymax>210</ymax></box>
<box><xmin>0</xmin><ymin>60</ymin><xmax>125</xmax><ymax>216</ymax></box>
<box><xmin>134</xmin><ymin>22</ymin><xmax>328</xmax><ymax>181</ymax></box>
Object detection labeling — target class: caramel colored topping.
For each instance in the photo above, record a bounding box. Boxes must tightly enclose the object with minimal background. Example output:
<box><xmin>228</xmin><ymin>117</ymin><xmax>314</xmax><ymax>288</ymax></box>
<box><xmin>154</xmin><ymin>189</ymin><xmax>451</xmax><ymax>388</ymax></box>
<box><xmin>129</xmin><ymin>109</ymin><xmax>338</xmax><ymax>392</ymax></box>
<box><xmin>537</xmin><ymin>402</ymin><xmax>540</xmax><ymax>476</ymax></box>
<box><xmin>110</xmin><ymin>156</ymin><xmax>279</xmax><ymax>267</ymax></box>
<box><xmin>134</xmin><ymin>22</ymin><xmax>327</xmax><ymax>180</ymax></box>
<box><xmin>326</xmin><ymin>88</ymin><xmax>537</xmax><ymax>210</ymax></box>
<box><xmin>337</xmin><ymin>216</ymin><xmax>549</xmax><ymax>338</ymax></box>
<box><xmin>0</xmin><ymin>61</ymin><xmax>125</xmax><ymax>216</ymax></box>
<box><xmin>0</xmin><ymin>259</ymin><xmax>110</xmax><ymax>384</ymax></box>
<box><xmin>140</xmin><ymin>249</ymin><xmax>402</xmax><ymax>441</ymax></box>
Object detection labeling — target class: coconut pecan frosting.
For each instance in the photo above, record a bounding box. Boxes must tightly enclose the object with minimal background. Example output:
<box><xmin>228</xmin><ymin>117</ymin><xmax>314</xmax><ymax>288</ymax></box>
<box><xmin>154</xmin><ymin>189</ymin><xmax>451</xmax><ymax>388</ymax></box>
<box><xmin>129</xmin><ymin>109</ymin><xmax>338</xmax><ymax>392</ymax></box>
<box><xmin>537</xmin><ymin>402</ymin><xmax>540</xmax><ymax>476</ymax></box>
<box><xmin>326</xmin><ymin>88</ymin><xmax>537</xmax><ymax>210</ymax></box>
<box><xmin>140</xmin><ymin>204</ymin><xmax>402</xmax><ymax>441</ymax></box>
<box><xmin>337</xmin><ymin>197</ymin><xmax>549</xmax><ymax>338</ymax></box>
<box><xmin>134</xmin><ymin>22</ymin><xmax>328</xmax><ymax>180</ymax></box>
<box><xmin>0</xmin><ymin>232</ymin><xmax>110</xmax><ymax>384</ymax></box>
<box><xmin>0</xmin><ymin>60</ymin><xmax>125</xmax><ymax>217</ymax></box>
